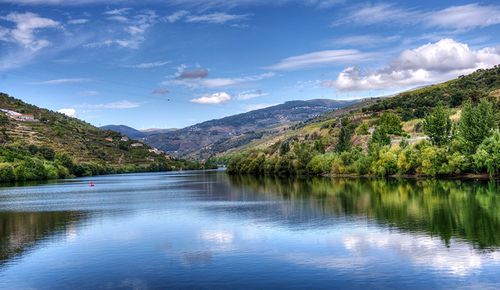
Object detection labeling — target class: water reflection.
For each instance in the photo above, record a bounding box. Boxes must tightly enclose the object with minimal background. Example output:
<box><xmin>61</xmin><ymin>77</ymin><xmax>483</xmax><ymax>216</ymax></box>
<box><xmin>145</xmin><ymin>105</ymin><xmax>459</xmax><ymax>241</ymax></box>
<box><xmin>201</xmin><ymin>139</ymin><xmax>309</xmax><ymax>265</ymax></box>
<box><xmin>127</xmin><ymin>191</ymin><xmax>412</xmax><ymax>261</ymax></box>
<box><xmin>0</xmin><ymin>211</ymin><xmax>85</xmax><ymax>264</ymax></box>
<box><xmin>229</xmin><ymin>176</ymin><xmax>500</xmax><ymax>249</ymax></box>
<box><xmin>0</xmin><ymin>172</ymin><xmax>498</xmax><ymax>289</ymax></box>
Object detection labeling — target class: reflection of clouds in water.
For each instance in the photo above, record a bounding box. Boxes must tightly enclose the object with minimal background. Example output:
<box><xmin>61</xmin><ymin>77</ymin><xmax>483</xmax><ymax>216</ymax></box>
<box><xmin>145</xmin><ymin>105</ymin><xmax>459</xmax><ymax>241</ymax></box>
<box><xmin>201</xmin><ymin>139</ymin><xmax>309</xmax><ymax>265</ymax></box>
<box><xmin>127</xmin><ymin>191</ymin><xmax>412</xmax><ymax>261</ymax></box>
<box><xmin>341</xmin><ymin>231</ymin><xmax>498</xmax><ymax>276</ymax></box>
<box><xmin>284</xmin><ymin>253</ymin><xmax>370</xmax><ymax>271</ymax></box>
<box><xmin>200</xmin><ymin>230</ymin><xmax>234</xmax><ymax>244</ymax></box>
<box><xmin>65</xmin><ymin>224</ymin><xmax>78</xmax><ymax>241</ymax></box>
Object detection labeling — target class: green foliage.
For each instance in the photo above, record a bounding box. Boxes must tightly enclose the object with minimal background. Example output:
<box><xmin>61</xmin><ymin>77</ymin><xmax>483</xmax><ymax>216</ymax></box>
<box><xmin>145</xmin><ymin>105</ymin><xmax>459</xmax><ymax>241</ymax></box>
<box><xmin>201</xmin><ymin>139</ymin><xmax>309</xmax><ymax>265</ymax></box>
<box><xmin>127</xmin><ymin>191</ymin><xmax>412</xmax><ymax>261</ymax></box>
<box><xmin>335</xmin><ymin>117</ymin><xmax>354</xmax><ymax>153</ymax></box>
<box><xmin>355</xmin><ymin>122</ymin><xmax>369</xmax><ymax>135</ymax></box>
<box><xmin>279</xmin><ymin>141</ymin><xmax>290</xmax><ymax>156</ymax></box>
<box><xmin>474</xmin><ymin>130</ymin><xmax>500</xmax><ymax>176</ymax></box>
<box><xmin>458</xmin><ymin>99</ymin><xmax>496</xmax><ymax>154</ymax></box>
<box><xmin>379</xmin><ymin>112</ymin><xmax>404</xmax><ymax>135</ymax></box>
<box><xmin>0</xmin><ymin>163</ymin><xmax>15</xmax><ymax>182</ymax></box>
<box><xmin>371</xmin><ymin>147</ymin><xmax>398</xmax><ymax>176</ymax></box>
<box><xmin>424</xmin><ymin>104</ymin><xmax>452</xmax><ymax>146</ymax></box>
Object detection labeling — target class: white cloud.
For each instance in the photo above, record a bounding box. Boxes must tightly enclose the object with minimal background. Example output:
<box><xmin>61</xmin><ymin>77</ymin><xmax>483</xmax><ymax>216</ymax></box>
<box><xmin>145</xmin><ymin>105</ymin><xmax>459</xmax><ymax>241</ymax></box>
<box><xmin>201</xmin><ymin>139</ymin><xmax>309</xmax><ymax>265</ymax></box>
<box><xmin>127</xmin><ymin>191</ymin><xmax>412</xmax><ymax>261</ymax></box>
<box><xmin>165</xmin><ymin>11</ymin><xmax>249</xmax><ymax>24</ymax></box>
<box><xmin>125</xmin><ymin>61</ymin><xmax>170</xmax><ymax>69</ymax></box>
<box><xmin>426</xmin><ymin>4</ymin><xmax>500</xmax><ymax>30</ymax></box>
<box><xmin>329</xmin><ymin>39</ymin><xmax>500</xmax><ymax>92</ymax></box>
<box><xmin>266</xmin><ymin>49</ymin><xmax>370</xmax><ymax>71</ymax></box>
<box><xmin>237</xmin><ymin>89</ymin><xmax>267</xmax><ymax>100</ymax></box>
<box><xmin>104</xmin><ymin>8</ymin><xmax>131</xmax><ymax>16</ymax></box>
<box><xmin>85</xmin><ymin>10</ymin><xmax>158</xmax><ymax>49</ymax></box>
<box><xmin>0</xmin><ymin>12</ymin><xmax>60</xmax><ymax>51</ymax></box>
<box><xmin>334</xmin><ymin>3</ymin><xmax>500</xmax><ymax>31</ymax></box>
<box><xmin>333</xmin><ymin>3</ymin><xmax>418</xmax><ymax>26</ymax></box>
<box><xmin>67</xmin><ymin>18</ymin><xmax>88</xmax><ymax>25</ymax></box>
<box><xmin>57</xmin><ymin>107</ymin><xmax>76</xmax><ymax>117</ymax></box>
<box><xmin>76</xmin><ymin>100</ymin><xmax>141</xmax><ymax>109</ymax></box>
<box><xmin>333</xmin><ymin>35</ymin><xmax>400</xmax><ymax>47</ymax></box>
<box><xmin>165</xmin><ymin>10</ymin><xmax>190</xmax><ymax>23</ymax></box>
<box><xmin>190</xmin><ymin>92</ymin><xmax>231</xmax><ymax>104</ymax></box>
<box><xmin>169</xmin><ymin>72</ymin><xmax>274</xmax><ymax>88</ymax></box>
<box><xmin>30</xmin><ymin>78</ymin><xmax>91</xmax><ymax>85</ymax></box>
<box><xmin>185</xmin><ymin>12</ymin><xmax>250</xmax><ymax>24</ymax></box>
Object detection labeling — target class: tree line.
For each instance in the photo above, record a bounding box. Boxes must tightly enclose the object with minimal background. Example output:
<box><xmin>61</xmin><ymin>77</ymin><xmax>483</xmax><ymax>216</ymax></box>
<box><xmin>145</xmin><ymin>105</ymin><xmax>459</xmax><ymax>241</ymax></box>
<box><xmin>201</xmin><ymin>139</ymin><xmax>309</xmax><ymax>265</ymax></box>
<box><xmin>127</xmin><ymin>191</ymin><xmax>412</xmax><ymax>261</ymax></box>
<box><xmin>227</xmin><ymin>98</ymin><xmax>500</xmax><ymax>178</ymax></box>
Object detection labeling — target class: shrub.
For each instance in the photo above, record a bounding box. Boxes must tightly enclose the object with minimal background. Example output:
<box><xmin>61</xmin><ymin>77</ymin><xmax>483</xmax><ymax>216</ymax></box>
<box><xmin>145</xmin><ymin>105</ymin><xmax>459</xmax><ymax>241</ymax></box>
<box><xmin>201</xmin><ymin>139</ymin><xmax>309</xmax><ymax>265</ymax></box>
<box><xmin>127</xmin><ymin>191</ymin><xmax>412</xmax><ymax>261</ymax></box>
<box><xmin>0</xmin><ymin>163</ymin><xmax>15</xmax><ymax>182</ymax></box>
<box><xmin>473</xmin><ymin>130</ymin><xmax>500</xmax><ymax>176</ymax></box>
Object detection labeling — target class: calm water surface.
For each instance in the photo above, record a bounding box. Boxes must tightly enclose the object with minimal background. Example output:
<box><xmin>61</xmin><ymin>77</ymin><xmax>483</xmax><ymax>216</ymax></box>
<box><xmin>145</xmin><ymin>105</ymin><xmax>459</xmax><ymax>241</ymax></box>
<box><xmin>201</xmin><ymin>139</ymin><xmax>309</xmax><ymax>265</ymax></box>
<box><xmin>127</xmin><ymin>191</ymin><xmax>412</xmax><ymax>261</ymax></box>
<box><xmin>0</xmin><ymin>171</ymin><xmax>499</xmax><ymax>289</ymax></box>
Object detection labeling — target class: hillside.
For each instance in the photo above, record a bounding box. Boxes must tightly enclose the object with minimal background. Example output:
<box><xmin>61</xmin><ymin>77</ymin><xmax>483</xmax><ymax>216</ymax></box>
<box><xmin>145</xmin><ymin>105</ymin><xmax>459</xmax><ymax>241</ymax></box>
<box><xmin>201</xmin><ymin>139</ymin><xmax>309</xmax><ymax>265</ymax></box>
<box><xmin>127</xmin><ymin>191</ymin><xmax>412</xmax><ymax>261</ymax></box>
<box><xmin>0</xmin><ymin>93</ymin><xmax>204</xmax><ymax>182</ymax></box>
<box><xmin>99</xmin><ymin>125</ymin><xmax>177</xmax><ymax>139</ymax></box>
<box><xmin>225</xmin><ymin>66</ymin><xmax>500</xmax><ymax>178</ymax></box>
<box><xmin>144</xmin><ymin>99</ymin><xmax>359</xmax><ymax>160</ymax></box>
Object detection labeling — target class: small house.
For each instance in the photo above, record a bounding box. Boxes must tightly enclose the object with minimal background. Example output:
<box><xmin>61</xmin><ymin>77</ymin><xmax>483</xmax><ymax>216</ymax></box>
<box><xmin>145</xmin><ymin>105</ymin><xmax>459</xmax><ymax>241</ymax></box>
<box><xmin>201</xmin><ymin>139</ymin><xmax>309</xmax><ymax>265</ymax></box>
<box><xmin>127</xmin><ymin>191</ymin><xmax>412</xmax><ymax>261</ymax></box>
<box><xmin>131</xmin><ymin>143</ymin><xmax>144</xmax><ymax>147</ymax></box>
<box><xmin>120</xmin><ymin>136</ymin><xmax>129</xmax><ymax>142</ymax></box>
<box><xmin>105</xmin><ymin>137</ymin><xmax>113</xmax><ymax>142</ymax></box>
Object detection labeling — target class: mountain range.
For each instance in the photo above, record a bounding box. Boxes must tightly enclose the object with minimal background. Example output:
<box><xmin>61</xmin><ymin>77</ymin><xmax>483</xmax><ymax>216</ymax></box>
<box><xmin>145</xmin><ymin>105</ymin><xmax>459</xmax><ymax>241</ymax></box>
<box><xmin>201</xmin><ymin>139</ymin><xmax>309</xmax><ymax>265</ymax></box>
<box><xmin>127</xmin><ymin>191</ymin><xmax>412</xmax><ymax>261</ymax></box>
<box><xmin>103</xmin><ymin>99</ymin><xmax>360</xmax><ymax>160</ymax></box>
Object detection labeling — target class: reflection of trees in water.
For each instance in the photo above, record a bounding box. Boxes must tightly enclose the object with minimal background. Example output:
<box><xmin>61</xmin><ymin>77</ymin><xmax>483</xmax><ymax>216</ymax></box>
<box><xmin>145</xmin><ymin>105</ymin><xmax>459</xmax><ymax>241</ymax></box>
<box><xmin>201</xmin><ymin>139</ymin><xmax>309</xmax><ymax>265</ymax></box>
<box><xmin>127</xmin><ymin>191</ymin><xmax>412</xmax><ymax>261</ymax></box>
<box><xmin>0</xmin><ymin>211</ymin><xmax>85</xmax><ymax>264</ymax></box>
<box><xmin>228</xmin><ymin>175</ymin><xmax>500</xmax><ymax>249</ymax></box>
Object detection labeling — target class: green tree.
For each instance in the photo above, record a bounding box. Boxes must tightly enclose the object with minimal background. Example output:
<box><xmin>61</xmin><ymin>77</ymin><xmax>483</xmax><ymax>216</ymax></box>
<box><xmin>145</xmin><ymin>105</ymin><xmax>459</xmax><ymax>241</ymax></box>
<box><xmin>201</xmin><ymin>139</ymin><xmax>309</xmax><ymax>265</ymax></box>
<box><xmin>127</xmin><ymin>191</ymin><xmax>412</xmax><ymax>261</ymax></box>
<box><xmin>380</xmin><ymin>112</ymin><xmax>404</xmax><ymax>135</ymax></box>
<box><xmin>0</xmin><ymin>163</ymin><xmax>15</xmax><ymax>182</ymax></box>
<box><xmin>335</xmin><ymin>117</ymin><xmax>353</xmax><ymax>153</ymax></box>
<box><xmin>458</xmin><ymin>99</ymin><xmax>495</xmax><ymax>153</ymax></box>
<box><xmin>473</xmin><ymin>130</ymin><xmax>500</xmax><ymax>176</ymax></box>
<box><xmin>279</xmin><ymin>141</ymin><xmax>290</xmax><ymax>156</ymax></box>
<box><xmin>423</xmin><ymin>104</ymin><xmax>452</xmax><ymax>146</ymax></box>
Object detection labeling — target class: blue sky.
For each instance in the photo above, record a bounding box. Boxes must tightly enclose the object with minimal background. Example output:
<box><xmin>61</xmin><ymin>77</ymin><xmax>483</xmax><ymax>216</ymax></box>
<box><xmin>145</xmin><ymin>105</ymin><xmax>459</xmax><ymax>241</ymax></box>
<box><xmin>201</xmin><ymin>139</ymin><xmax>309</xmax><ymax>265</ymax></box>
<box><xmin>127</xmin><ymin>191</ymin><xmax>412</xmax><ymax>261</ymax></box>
<box><xmin>0</xmin><ymin>0</ymin><xmax>499</xmax><ymax>129</ymax></box>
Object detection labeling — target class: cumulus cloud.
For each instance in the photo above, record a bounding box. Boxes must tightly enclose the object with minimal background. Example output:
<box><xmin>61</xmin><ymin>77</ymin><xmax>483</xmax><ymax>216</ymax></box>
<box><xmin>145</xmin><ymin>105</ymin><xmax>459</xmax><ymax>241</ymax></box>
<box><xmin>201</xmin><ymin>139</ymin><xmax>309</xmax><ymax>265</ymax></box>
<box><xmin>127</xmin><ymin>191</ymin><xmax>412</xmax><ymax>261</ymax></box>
<box><xmin>329</xmin><ymin>39</ymin><xmax>500</xmax><ymax>92</ymax></box>
<box><xmin>57</xmin><ymin>107</ymin><xmax>76</xmax><ymax>117</ymax></box>
<box><xmin>0</xmin><ymin>12</ymin><xmax>60</xmax><ymax>51</ymax></box>
<box><xmin>30</xmin><ymin>78</ymin><xmax>91</xmax><ymax>85</ymax></box>
<box><xmin>265</xmin><ymin>49</ymin><xmax>370</xmax><ymax>71</ymax></box>
<box><xmin>237</xmin><ymin>89</ymin><xmax>267</xmax><ymax>100</ymax></box>
<box><xmin>190</xmin><ymin>92</ymin><xmax>231</xmax><ymax>104</ymax></box>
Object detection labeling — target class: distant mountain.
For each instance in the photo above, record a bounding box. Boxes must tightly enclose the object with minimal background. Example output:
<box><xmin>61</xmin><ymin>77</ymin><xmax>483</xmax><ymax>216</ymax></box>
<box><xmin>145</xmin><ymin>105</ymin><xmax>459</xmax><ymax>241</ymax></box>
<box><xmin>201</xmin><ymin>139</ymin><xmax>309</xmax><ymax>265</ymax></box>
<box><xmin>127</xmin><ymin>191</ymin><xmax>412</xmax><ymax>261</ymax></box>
<box><xmin>144</xmin><ymin>99</ymin><xmax>360</xmax><ymax>160</ymax></box>
<box><xmin>100</xmin><ymin>125</ymin><xmax>178</xmax><ymax>139</ymax></box>
<box><xmin>100</xmin><ymin>125</ymin><xmax>146</xmax><ymax>139</ymax></box>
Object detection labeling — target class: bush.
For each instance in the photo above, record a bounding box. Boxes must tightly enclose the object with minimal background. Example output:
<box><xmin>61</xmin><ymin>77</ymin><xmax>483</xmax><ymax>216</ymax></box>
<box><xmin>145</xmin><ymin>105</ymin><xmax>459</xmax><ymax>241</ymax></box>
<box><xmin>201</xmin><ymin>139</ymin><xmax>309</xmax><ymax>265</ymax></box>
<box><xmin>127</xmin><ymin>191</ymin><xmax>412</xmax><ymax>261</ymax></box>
<box><xmin>307</xmin><ymin>154</ymin><xmax>335</xmax><ymax>175</ymax></box>
<box><xmin>473</xmin><ymin>130</ymin><xmax>500</xmax><ymax>176</ymax></box>
<box><xmin>0</xmin><ymin>163</ymin><xmax>15</xmax><ymax>182</ymax></box>
<box><xmin>371</xmin><ymin>147</ymin><xmax>398</xmax><ymax>176</ymax></box>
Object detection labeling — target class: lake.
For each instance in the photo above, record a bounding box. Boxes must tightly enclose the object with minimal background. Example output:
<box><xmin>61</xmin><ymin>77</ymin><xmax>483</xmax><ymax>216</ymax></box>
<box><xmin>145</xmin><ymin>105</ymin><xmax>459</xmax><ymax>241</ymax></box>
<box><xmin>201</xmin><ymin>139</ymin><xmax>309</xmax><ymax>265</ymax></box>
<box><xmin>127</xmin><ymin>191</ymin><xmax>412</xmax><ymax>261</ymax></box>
<box><xmin>1</xmin><ymin>170</ymin><xmax>499</xmax><ymax>289</ymax></box>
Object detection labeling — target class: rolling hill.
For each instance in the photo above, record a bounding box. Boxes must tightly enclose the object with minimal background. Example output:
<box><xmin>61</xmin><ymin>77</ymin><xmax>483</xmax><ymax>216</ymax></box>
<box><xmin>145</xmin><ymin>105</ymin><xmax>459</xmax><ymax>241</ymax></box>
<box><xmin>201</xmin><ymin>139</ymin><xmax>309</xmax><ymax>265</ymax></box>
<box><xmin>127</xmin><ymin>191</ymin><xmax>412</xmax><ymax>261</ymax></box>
<box><xmin>0</xmin><ymin>92</ymin><xmax>204</xmax><ymax>181</ymax></box>
<box><xmin>142</xmin><ymin>99</ymin><xmax>360</xmax><ymax>160</ymax></box>
<box><xmin>225</xmin><ymin>66</ymin><xmax>500</xmax><ymax>177</ymax></box>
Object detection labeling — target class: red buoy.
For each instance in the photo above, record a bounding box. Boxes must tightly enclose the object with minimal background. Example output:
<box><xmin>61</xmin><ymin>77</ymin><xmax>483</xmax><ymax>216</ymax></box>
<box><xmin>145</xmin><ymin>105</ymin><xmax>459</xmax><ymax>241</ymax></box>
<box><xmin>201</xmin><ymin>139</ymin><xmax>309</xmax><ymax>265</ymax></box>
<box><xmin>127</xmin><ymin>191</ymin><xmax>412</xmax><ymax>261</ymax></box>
<box><xmin>90</xmin><ymin>181</ymin><xmax>95</xmax><ymax>187</ymax></box>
